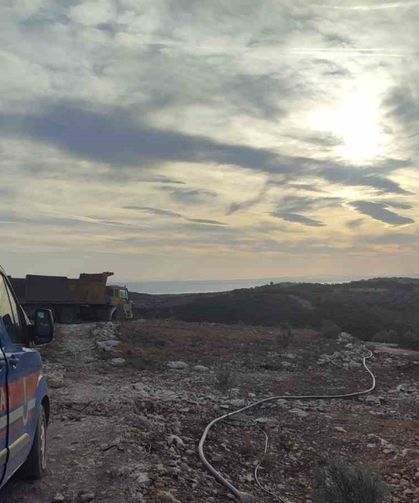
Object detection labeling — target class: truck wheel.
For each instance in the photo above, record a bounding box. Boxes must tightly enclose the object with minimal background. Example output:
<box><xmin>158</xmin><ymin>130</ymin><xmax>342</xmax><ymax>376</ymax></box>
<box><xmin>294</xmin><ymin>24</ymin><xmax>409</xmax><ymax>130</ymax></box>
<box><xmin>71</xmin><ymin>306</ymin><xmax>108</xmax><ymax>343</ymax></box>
<box><xmin>21</xmin><ymin>406</ymin><xmax>48</xmax><ymax>479</ymax></box>
<box><xmin>59</xmin><ymin>307</ymin><xmax>75</xmax><ymax>324</ymax></box>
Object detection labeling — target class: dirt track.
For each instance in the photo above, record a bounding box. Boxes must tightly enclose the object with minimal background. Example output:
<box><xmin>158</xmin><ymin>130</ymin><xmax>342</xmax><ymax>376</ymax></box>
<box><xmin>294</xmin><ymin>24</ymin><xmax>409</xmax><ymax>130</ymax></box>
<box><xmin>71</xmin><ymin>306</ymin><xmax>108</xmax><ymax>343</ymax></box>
<box><xmin>2</xmin><ymin>321</ymin><xmax>418</xmax><ymax>503</ymax></box>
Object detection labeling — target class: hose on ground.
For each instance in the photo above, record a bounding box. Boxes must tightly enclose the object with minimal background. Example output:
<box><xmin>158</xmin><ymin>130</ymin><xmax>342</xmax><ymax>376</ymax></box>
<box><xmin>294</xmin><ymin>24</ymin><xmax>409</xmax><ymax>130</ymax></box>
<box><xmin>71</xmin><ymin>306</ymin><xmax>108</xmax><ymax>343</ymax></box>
<box><xmin>198</xmin><ymin>351</ymin><xmax>376</xmax><ymax>502</ymax></box>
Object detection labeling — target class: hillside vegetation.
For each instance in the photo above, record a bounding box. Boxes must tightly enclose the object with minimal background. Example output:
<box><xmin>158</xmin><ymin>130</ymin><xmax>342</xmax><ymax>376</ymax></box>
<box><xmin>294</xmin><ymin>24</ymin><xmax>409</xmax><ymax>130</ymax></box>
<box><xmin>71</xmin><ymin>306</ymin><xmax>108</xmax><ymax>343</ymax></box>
<box><xmin>131</xmin><ymin>278</ymin><xmax>419</xmax><ymax>349</ymax></box>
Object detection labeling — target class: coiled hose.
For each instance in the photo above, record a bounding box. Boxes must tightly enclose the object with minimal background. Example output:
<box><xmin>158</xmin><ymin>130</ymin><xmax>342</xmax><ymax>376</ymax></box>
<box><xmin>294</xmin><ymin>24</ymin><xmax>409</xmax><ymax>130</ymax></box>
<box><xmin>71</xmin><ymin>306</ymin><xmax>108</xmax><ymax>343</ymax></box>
<box><xmin>198</xmin><ymin>351</ymin><xmax>376</xmax><ymax>503</ymax></box>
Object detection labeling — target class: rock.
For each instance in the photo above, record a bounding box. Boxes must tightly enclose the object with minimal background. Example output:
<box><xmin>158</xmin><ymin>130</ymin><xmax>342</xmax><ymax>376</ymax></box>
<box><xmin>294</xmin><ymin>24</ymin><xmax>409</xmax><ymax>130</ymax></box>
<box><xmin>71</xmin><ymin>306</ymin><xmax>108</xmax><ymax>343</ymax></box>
<box><xmin>53</xmin><ymin>493</ymin><xmax>66</xmax><ymax>502</ymax></box>
<box><xmin>133</xmin><ymin>471</ymin><xmax>150</xmax><ymax>486</ymax></box>
<box><xmin>167</xmin><ymin>434</ymin><xmax>185</xmax><ymax>448</ymax></box>
<box><xmin>44</xmin><ymin>364</ymin><xmax>65</xmax><ymax>388</ymax></box>
<box><xmin>255</xmin><ymin>417</ymin><xmax>277</xmax><ymax>426</ymax></box>
<box><xmin>110</xmin><ymin>358</ymin><xmax>126</xmax><ymax>367</ymax></box>
<box><xmin>338</xmin><ymin>332</ymin><xmax>353</xmax><ymax>343</ymax></box>
<box><xmin>167</xmin><ymin>361</ymin><xmax>188</xmax><ymax>370</ymax></box>
<box><xmin>48</xmin><ymin>373</ymin><xmax>65</xmax><ymax>388</ymax></box>
<box><xmin>227</xmin><ymin>398</ymin><xmax>246</xmax><ymax>408</ymax></box>
<box><xmin>78</xmin><ymin>493</ymin><xmax>95</xmax><ymax>503</ymax></box>
<box><xmin>396</xmin><ymin>384</ymin><xmax>414</xmax><ymax>393</ymax></box>
<box><xmin>193</xmin><ymin>365</ymin><xmax>209</xmax><ymax>372</ymax></box>
<box><xmin>96</xmin><ymin>340</ymin><xmax>120</xmax><ymax>352</ymax></box>
<box><xmin>289</xmin><ymin>408</ymin><xmax>308</xmax><ymax>418</ymax></box>
<box><xmin>281</xmin><ymin>361</ymin><xmax>295</xmax><ymax>370</ymax></box>
<box><xmin>156</xmin><ymin>491</ymin><xmax>181</xmax><ymax>503</ymax></box>
<box><xmin>365</xmin><ymin>395</ymin><xmax>383</xmax><ymax>405</ymax></box>
<box><xmin>335</xmin><ymin>427</ymin><xmax>347</xmax><ymax>433</ymax></box>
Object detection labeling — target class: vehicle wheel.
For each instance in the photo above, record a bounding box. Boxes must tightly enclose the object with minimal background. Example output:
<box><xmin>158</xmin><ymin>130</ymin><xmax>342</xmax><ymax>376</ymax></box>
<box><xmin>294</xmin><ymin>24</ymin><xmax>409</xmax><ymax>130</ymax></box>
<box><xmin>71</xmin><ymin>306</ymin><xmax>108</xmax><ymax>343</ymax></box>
<box><xmin>21</xmin><ymin>406</ymin><xmax>47</xmax><ymax>479</ymax></box>
<box><xmin>59</xmin><ymin>307</ymin><xmax>75</xmax><ymax>324</ymax></box>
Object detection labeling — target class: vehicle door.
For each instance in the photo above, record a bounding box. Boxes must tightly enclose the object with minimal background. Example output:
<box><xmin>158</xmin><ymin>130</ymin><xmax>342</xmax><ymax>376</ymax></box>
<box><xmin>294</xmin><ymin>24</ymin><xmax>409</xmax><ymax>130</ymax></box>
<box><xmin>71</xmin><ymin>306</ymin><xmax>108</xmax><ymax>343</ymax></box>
<box><xmin>0</xmin><ymin>319</ymin><xmax>9</xmax><ymax>487</ymax></box>
<box><xmin>0</xmin><ymin>274</ymin><xmax>41</xmax><ymax>481</ymax></box>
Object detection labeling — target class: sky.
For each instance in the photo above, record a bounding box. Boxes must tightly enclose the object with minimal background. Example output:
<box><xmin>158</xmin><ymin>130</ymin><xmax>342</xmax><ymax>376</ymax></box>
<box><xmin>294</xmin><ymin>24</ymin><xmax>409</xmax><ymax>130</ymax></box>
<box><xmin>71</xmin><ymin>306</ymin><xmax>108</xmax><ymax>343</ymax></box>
<box><xmin>1</xmin><ymin>0</ymin><xmax>418</xmax><ymax>284</ymax></box>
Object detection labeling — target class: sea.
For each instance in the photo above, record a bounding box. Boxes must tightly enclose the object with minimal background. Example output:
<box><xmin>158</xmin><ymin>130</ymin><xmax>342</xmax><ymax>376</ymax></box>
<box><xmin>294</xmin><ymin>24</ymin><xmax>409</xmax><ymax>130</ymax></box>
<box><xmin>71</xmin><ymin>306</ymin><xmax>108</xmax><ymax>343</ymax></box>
<box><xmin>122</xmin><ymin>275</ymin><xmax>361</xmax><ymax>295</ymax></box>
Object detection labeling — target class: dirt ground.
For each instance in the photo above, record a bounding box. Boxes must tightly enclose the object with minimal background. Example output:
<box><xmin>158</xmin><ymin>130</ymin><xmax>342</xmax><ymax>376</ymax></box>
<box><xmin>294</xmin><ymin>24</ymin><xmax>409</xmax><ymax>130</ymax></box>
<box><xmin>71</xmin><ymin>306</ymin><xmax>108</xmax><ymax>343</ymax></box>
<box><xmin>2</xmin><ymin>320</ymin><xmax>418</xmax><ymax>503</ymax></box>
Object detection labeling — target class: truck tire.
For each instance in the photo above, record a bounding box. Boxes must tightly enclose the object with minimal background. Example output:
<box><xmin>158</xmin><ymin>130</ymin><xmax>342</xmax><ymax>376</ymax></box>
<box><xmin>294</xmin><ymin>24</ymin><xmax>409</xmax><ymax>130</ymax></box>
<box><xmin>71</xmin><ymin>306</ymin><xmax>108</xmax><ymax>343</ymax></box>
<box><xmin>59</xmin><ymin>306</ymin><xmax>75</xmax><ymax>324</ymax></box>
<box><xmin>21</xmin><ymin>406</ymin><xmax>48</xmax><ymax>479</ymax></box>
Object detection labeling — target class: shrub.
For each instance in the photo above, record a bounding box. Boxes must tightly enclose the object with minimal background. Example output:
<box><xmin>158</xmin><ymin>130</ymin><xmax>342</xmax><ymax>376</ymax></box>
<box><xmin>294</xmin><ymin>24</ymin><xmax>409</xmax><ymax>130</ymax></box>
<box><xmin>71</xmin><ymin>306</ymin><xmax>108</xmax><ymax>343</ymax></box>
<box><xmin>313</xmin><ymin>457</ymin><xmax>389</xmax><ymax>503</ymax></box>
<box><xmin>276</xmin><ymin>323</ymin><xmax>294</xmax><ymax>350</ymax></box>
<box><xmin>321</xmin><ymin>319</ymin><xmax>342</xmax><ymax>339</ymax></box>
<box><xmin>400</xmin><ymin>330</ymin><xmax>419</xmax><ymax>350</ymax></box>
<box><xmin>371</xmin><ymin>329</ymin><xmax>398</xmax><ymax>343</ymax></box>
<box><xmin>214</xmin><ymin>364</ymin><xmax>236</xmax><ymax>395</ymax></box>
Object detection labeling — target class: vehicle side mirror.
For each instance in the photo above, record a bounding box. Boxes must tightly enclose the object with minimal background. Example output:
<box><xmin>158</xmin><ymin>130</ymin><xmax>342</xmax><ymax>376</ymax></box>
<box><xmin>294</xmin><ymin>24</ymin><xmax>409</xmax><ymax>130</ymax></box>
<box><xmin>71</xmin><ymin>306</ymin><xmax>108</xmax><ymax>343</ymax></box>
<box><xmin>33</xmin><ymin>309</ymin><xmax>54</xmax><ymax>345</ymax></box>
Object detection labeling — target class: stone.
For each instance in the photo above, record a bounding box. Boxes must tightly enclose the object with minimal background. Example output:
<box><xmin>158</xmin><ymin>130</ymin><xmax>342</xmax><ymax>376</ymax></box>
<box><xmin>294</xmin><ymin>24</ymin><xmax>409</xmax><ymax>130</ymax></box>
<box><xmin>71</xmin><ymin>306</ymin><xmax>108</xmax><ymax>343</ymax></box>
<box><xmin>167</xmin><ymin>361</ymin><xmax>188</xmax><ymax>370</ymax></box>
<box><xmin>96</xmin><ymin>340</ymin><xmax>120</xmax><ymax>352</ymax></box>
<box><xmin>281</xmin><ymin>361</ymin><xmax>295</xmax><ymax>370</ymax></box>
<box><xmin>110</xmin><ymin>358</ymin><xmax>126</xmax><ymax>367</ymax></box>
<box><xmin>134</xmin><ymin>471</ymin><xmax>150</xmax><ymax>486</ymax></box>
<box><xmin>48</xmin><ymin>374</ymin><xmax>65</xmax><ymax>388</ymax></box>
<box><xmin>193</xmin><ymin>365</ymin><xmax>209</xmax><ymax>372</ymax></box>
<box><xmin>53</xmin><ymin>493</ymin><xmax>66</xmax><ymax>502</ymax></box>
<box><xmin>78</xmin><ymin>493</ymin><xmax>95</xmax><ymax>503</ymax></box>
<box><xmin>338</xmin><ymin>332</ymin><xmax>353</xmax><ymax>343</ymax></box>
<box><xmin>365</xmin><ymin>395</ymin><xmax>382</xmax><ymax>406</ymax></box>
<box><xmin>227</xmin><ymin>398</ymin><xmax>246</xmax><ymax>408</ymax></box>
<box><xmin>167</xmin><ymin>434</ymin><xmax>185</xmax><ymax>448</ymax></box>
<box><xmin>156</xmin><ymin>491</ymin><xmax>181</xmax><ymax>503</ymax></box>
<box><xmin>289</xmin><ymin>408</ymin><xmax>308</xmax><ymax>418</ymax></box>
<box><xmin>335</xmin><ymin>427</ymin><xmax>347</xmax><ymax>433</ymax></box>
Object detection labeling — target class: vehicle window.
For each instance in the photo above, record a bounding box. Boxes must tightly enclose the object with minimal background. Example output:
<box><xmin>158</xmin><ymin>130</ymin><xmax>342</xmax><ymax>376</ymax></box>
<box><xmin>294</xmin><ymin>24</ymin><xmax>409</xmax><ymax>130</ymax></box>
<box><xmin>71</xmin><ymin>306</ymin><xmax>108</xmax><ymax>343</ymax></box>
<box><xmin>0</xmin><ymin>275</ymin><xmax>23</xmax><ymax>344</ymax></box>
<box><xmin>119</xmin><ymin>289</ymin><xmax>128</xmax><ymax>300</ymax></box>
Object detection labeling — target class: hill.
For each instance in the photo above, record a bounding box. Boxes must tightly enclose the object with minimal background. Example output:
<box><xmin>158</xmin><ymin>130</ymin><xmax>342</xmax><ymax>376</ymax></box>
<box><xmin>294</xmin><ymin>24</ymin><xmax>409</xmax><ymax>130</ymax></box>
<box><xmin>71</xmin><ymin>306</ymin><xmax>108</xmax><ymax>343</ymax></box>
<box><xmin>130</xmin><ymin>277</ymin><xmax>419</xmax><ymax>349</ymax></box>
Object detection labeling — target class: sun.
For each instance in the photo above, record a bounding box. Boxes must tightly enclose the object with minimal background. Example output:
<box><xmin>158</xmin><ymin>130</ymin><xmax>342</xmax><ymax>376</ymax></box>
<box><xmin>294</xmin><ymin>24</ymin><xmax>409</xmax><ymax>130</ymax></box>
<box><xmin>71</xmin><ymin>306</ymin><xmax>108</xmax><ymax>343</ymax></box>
<box><xmin>335</xmin><ymin>92</ymin><xmax>382</xmax><ymax>163</ymax></box>
<box><xmin>311</xmin><ymin>88</ymin><xmax>385</xmax><ymax>164</ymax></box>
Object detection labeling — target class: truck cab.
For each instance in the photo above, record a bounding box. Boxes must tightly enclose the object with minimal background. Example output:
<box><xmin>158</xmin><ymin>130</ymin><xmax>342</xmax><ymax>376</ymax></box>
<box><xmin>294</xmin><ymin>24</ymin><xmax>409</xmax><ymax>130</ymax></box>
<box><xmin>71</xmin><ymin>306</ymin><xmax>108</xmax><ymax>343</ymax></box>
<box><xmin>0</xmin><ymin>266</ymin><xmax>54</xmax><ymax>489</ymax></box>
<box><xmin>105</xmin><ymin>285</ymin><xmax>133</xmax><ymax>320</ymax></box>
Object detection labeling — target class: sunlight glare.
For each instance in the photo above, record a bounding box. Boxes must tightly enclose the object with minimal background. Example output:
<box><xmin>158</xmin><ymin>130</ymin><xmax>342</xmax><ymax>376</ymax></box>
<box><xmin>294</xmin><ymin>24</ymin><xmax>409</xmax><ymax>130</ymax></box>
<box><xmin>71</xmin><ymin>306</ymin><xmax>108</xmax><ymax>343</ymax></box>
<box><xmin>311</xmin><ymin>89</ymin><xmax>385</xmax><ymax>164</ymax></box>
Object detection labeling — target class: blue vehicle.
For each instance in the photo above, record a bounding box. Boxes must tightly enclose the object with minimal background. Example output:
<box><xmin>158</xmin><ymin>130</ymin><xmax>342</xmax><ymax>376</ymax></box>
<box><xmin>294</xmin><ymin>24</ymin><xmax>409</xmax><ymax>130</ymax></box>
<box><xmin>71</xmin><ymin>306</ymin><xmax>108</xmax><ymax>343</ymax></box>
<box><xmin>0</xmin><ymin>266</ymin><xmax>54</xmax><ymax>489</ymax></box>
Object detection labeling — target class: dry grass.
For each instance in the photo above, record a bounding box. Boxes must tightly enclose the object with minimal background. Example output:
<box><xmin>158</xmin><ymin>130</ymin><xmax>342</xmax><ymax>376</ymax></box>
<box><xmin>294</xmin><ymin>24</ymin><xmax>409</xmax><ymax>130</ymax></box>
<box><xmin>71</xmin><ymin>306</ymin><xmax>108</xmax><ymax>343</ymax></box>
<box><xmin>119</xmin><ymin>319</ymin><xmax>312</xmax><ymax>367</ymax></box>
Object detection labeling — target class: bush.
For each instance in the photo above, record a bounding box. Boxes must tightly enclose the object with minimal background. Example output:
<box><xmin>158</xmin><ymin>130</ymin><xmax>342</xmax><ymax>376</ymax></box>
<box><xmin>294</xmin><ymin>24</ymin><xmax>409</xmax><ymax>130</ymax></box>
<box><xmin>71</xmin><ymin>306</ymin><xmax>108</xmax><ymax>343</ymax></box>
<box><xmin>372</xmin><ymin>329</ymin><xmax>398</xmax><ymax>343</ymax></box>
<box><xmin>313</xmin><ymin>457</ymin><xmax>389</xmax><ymax>503</ymax></box>
<box><xmin>276</xmin><ymin>323</ymin><xmax>294</xmax><ymax>350</ymax></box>
<box><xmin>321</xmin><ymin>319</ymin><xmax>342</xmax><ymax>339</ymax></box>
<box><xmin>214</xmin><ymin>364</ymin><xmax>236</xmax><ymax>395</ymax></box>
<box><xmin>400</xmin><ymin>330</ymin><xmax>419</xmax><ymax>350</ymax></box>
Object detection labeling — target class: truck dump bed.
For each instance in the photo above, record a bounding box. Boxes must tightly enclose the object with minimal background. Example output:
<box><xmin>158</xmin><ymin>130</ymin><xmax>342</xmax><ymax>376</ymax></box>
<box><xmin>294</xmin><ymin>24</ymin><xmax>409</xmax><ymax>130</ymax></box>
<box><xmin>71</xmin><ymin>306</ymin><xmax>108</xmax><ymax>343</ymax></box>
<box><xmin>10</xmin><ymin>272</ymin><xmax>114</xmax><ymax>305</ymax></box>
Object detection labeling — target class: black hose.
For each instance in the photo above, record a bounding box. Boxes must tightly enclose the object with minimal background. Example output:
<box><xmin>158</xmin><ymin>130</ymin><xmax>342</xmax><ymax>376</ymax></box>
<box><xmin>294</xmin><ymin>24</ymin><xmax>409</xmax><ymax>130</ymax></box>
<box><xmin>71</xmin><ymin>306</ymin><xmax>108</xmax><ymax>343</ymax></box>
<box><xmin>198</xmin><ymin>351</ymin><xmax>375</xmax><ymax>502</ymax></box>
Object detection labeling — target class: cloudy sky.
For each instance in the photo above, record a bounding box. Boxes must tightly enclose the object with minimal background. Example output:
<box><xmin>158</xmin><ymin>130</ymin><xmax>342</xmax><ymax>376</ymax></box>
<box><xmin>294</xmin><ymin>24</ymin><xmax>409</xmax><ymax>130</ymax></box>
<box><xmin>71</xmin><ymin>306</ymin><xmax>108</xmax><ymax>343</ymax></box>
<box><xmin>1</xmin><ymin>0</ymin><xmax>418</xmax><ymax>283</ymax></box>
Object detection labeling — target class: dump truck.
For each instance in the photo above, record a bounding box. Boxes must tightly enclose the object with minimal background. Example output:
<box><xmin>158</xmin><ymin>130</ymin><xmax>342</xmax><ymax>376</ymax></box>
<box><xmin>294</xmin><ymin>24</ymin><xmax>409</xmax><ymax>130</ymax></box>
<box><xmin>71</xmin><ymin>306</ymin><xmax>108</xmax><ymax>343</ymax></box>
<box><xmin>9</xmin><ymin>272</ymin><xmax>133</xmax><ymax>323</ymax></box>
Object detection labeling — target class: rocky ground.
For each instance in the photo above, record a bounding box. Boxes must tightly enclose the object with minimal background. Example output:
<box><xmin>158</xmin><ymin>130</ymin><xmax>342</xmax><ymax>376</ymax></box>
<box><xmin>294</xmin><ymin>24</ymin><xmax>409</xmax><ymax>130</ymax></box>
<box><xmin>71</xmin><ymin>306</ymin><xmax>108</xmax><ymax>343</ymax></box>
<box><xmin>2</xmin><ymin>320</ymin><xmax>418</xmax><ymax>503</ymax></box>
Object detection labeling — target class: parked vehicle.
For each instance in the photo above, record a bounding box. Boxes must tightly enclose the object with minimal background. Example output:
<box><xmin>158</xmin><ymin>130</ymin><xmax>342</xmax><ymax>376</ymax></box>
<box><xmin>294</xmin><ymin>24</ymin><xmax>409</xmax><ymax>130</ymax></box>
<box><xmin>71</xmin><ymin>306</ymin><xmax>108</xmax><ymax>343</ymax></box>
<box><xmin>10</xmin><ymin>272</ymin><xmax>133</xmax><ymax>323</ymax></box>
<box><xmin>0</xmin><ymin>266</ymin><xmax>54</xmax><ymax>489</ymax></box>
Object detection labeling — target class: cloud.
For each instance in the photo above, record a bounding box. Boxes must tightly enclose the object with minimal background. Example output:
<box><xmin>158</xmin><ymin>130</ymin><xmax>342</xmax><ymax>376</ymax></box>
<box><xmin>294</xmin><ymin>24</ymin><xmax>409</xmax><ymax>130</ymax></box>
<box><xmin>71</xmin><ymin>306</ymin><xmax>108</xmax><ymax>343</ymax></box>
<box><xmin>123</xmin><ymin>206</ymin><xmax>182</xmax><ymax>218</ymax></box>
<box><xmin>0</xmin><ymin>101</ymin><xmax>412</xmax><ymax>196</ymax></box>
<box><xmin>320</xmin><ymin>165</ymin><xmax>411</xmax><ymax>195</ymax></box>
<box><xmin>162</xmin><ymin>187</ymin><xmax>217</xmax><ymax>205</ymax></box>
<box><xmin>268</xmin><ymin>195</ymin><xmax>343</xmax><ymax>227</ymax></box>
<box><xmin>350</xmin><ymin>201</ymin><xmax>414</xmax><ymax>226</ymax></box>
<box><xmin>272</xmin><ymin>212</ymin><xmax>325</xmax><ymax>227</ymax></box>
<box><xmin>346</xmin><ymin>218</ymin><xmax>364</xmax><ymax>229</ymax></box>
<box><xmin>187</xmin><ymin>218</ymin><xmax>227</xmax><ymax>225</ymax></box>
<box><xmin>359</xmin><ymin>232</ymin><xmax>418</xmax><ymax>245</ymax></box>
<box><xmin>226</xmin><ymin>183</ymin><xmax>270</xmax><ymax>215</ymax></box>
<box><xmin>122</xmin><ymin>205</ymin><xmax>227</xmax><ymax>226</ymax></box>
<box><xmin>299</xmin><ymin>132</ymin><xmax>343</xmax><ymax>147</ymax></box>
<box><xmin>0</xmin><ymin>101</ymin><xmax>287</xmax><ymax>172</ymax></box>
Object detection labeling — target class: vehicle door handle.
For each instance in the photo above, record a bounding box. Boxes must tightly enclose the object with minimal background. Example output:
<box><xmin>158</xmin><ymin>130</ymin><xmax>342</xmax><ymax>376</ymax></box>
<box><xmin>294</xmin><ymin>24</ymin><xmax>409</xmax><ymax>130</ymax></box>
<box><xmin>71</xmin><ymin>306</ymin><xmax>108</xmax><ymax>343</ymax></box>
<box><xmin>8</xmin><ymin>354</ymin><xmax>20</xmax><ymax>367</ymax></box>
